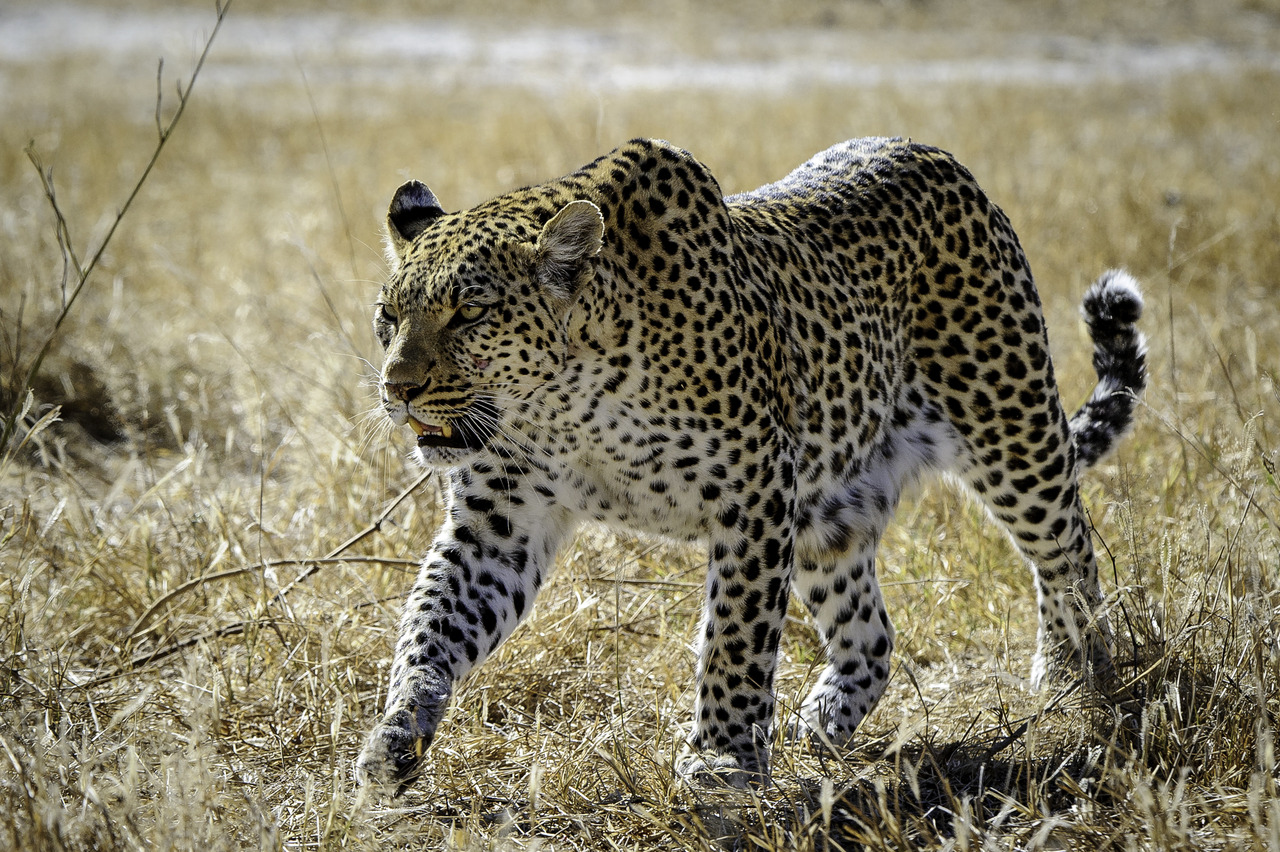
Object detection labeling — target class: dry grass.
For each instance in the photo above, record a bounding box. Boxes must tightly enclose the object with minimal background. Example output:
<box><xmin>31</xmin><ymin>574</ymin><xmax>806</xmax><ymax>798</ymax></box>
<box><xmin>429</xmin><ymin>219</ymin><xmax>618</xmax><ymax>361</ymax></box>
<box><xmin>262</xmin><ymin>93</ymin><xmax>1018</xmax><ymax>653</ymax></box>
<box><xmin>2</xmin><ymin>1</ymin><xmax>1279</xmax><ymax>849</ymax></box>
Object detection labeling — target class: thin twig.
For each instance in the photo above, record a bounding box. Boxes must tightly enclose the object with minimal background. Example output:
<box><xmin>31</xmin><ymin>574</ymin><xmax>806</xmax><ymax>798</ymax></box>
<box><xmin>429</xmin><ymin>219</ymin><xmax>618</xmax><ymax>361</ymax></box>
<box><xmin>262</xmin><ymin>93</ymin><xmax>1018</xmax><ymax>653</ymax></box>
<box><xmin>128</xmin><ymin>555</ymin><xmax>419</xmax><ymax>639</ymax></box>
<box><xmin>0</xmin><ymin>0</ymin><xmax>233</xmax><ymax>458</ymax></box>
<box><xmin>273</xmin><ymin>470</ymin><xmax>432</xmax><ymax>602</ymax></box>
<box><xmin>116</xmin><ymin>469</ymin><xmax>431</xmax><ymax>676</ymax></box>
<box><xmin>154</xmin><ymin>58</ymin><xmax>165</xmax><ymax>139</ymax></box>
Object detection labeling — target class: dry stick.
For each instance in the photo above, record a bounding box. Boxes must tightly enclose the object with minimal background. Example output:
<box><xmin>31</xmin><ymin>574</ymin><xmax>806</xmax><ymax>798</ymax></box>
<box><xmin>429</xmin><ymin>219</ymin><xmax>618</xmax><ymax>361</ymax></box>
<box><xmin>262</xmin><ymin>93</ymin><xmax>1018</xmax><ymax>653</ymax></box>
<box><xmin>115</xmin><ymin>469</ymin><xmax>431</xmax><ymax>677</ymax></box>
<box><xmin>128</xmin><ymin>556</ymin><xmax>420</xmax><ymax>639</ymax></box>
<box><xmin>1</xmin><ymin>0</ymin><xmax>232</xmax><ymax>458</ymax></box>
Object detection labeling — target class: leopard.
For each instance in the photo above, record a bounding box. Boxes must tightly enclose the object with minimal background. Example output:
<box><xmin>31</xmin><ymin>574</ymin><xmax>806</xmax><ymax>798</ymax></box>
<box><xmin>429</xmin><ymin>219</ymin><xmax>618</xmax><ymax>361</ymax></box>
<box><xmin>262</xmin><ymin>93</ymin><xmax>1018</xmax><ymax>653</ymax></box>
<box><xmin>355</xmin><ymin>137</ymin><xmax>1147</xmax><ymax>790</ymax></box>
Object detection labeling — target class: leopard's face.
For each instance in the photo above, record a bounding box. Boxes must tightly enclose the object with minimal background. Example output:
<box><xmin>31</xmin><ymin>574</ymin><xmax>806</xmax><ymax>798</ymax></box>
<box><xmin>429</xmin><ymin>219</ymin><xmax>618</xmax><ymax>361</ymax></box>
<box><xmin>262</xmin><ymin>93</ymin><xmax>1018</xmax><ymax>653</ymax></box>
<box><xmin>376</xmin><ymin>182</ymin><xmax>603</xmax><ymax>467</ymax></box>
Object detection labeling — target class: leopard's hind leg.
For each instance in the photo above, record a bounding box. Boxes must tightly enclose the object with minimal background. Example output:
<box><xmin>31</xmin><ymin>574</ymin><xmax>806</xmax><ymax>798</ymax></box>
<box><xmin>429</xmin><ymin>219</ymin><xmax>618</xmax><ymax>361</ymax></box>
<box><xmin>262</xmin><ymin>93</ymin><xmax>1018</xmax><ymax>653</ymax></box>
<box><xmin>938</xmin><ymin>271</ymin><xmax>1145</xmax><ymax>689</ymax></box>
<box><xmin>792</xmin><ymin>397</ymin><xmax>958</xmax><ymax>744</ymax></box>
<box><xmin>953</xmin><ymin>435</ymin><xmax>1117</xmax><ymax>688</ymax></box>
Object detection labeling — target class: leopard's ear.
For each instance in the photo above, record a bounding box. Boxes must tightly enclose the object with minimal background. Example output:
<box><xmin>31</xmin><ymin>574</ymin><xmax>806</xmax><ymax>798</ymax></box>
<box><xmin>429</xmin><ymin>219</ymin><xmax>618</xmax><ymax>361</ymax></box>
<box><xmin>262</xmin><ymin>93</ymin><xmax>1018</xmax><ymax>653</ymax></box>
<box><xmin>536</xmin><ymin>200</ymin><xmax>604</xmax><ymax>298</ymax></box>
<box><xmin>386</xmin><ymin>181</ymin><xmax>445</xmax><ymax>262</ymax></box>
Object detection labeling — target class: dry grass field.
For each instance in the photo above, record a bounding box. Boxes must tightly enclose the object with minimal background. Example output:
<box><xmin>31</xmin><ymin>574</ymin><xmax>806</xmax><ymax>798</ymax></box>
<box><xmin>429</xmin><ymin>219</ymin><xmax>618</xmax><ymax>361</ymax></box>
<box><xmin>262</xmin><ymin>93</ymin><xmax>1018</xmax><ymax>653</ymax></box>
<box><xmin>2</xmin><ymin>1</ymin><xmax>1279</xmax><ymax>849</ymax></box>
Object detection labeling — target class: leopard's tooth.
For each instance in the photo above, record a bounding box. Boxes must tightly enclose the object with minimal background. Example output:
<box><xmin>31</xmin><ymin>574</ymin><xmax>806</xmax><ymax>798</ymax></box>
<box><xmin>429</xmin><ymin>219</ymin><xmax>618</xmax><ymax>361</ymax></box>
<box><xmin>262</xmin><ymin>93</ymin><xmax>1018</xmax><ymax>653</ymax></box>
<box><xmin>439</xmin><ymin>423</ymin><xmax>454</xmax><ymax>439</ymax></box>
<box><xmin>409</xmin><ymin>418</ymin><xmax>428</xmax><ymax>436</ymax></box>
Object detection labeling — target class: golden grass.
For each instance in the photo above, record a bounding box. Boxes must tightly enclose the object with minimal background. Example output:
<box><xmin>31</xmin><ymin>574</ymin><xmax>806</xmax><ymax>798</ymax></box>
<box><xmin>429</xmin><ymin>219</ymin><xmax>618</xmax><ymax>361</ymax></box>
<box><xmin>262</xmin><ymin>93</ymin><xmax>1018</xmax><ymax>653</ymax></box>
<box><xmin>2</xmin><ymin>2</ymin><xmax>1279</xmax><ymax>849</ymax></box>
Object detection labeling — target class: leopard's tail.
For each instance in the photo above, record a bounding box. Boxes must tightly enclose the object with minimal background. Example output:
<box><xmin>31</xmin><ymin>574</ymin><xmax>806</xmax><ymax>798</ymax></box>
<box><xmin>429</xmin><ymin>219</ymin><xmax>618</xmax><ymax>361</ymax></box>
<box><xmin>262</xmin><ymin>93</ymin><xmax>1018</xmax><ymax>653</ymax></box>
<box><xmin>1069</xmin><ymin>269</ymin><xmax>1147</xmax><ymax>472</ymax></box>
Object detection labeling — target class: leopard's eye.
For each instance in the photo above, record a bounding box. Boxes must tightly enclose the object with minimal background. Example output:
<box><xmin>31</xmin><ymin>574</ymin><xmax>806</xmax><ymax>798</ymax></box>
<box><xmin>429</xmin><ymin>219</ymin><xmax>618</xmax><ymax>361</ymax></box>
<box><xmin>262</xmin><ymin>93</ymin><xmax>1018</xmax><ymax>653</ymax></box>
<box><xmin>374</xmin><ymin>303</ymin><xmax>399</xmax><ymax>348</ymax></box>
<box><xmin>453</xmin><ymin>303</ymin><xmax>487</xmax><ymax>324</ymax></box>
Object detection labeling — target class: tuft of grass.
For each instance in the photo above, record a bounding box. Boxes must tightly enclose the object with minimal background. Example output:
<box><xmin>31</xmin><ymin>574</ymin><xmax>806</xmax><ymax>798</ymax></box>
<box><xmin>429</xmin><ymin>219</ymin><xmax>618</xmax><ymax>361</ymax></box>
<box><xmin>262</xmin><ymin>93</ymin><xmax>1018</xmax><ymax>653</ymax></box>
<box><xmin>2</xmin><ymin>1</ymin><xmax>1279</xmax><ymax>849</ymax></box>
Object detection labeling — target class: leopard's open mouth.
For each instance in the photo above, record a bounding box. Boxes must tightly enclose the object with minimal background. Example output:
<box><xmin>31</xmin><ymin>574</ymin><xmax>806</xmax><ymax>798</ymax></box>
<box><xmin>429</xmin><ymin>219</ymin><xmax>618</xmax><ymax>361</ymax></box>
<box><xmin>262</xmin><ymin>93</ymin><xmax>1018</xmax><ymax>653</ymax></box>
<box><xmin>406</xmin><ymin>399</ymin><xmax>498</xmax><ymax>451</ymax></box>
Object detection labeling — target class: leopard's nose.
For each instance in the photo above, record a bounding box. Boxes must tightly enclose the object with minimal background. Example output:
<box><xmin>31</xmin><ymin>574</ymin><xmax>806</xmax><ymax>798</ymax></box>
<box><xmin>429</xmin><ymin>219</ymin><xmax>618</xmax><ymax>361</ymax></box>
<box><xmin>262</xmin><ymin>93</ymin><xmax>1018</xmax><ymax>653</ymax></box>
<box><xmin>385</xmin><ymin>382</ymin><xmax>426</xmax><ymax>402</ymax></box>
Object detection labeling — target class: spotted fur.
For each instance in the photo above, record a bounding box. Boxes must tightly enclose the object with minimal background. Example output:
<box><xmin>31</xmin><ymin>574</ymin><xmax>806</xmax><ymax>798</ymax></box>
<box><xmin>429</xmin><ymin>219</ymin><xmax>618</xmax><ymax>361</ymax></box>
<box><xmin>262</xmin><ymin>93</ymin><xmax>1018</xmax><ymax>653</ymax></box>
<box><xmin>355</xmin><ymin>138</ymin><xmax>1147</xmax><ymax>789</ymax></box>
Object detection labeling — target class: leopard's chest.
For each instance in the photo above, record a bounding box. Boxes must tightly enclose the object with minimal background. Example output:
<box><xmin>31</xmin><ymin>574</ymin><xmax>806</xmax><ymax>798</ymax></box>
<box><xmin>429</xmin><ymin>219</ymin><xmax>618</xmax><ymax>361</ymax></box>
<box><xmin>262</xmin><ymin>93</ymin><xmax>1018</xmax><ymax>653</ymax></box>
<box><xmin>496</xmin><ymin>379</ymin><xmax>736</xmax><ymax>539</ymax></box>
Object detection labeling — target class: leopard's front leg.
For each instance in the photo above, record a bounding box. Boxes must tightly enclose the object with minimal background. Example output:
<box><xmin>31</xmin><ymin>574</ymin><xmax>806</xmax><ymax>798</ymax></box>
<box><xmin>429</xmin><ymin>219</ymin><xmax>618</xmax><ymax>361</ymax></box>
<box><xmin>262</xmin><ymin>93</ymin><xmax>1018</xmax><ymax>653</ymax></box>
<box><xmin>356</xmin><ymin>471</ymin><xmax>570</xmax><ymax>791</ymax></box>
<box><xmin>681</xmin><ymin>485</ymin><xmax>795</xmax><ymax>788</ymax></box>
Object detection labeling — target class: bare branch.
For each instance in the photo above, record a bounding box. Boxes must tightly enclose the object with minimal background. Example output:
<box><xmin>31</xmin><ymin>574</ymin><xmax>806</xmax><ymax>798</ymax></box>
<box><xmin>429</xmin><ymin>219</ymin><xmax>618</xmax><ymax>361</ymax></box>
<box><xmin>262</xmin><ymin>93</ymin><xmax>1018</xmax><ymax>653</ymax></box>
<box><xmin>129</xmin><ymin>555</ymin><xmax>419</xmax><ymax>639</ymax></box>
<box><xmin>154</xmin><ymin>58</ymin><xmax>165</xmax><ymax>139</ymax></box>
<box><xmin>109</xmin><ymin>469</ymin><xmax>432</xmax><ymax>678</ymax></box>
<box><xmin>0</xmin><ymin>1</ymin><xmax>233</xmax><ymax>459</ymax></box>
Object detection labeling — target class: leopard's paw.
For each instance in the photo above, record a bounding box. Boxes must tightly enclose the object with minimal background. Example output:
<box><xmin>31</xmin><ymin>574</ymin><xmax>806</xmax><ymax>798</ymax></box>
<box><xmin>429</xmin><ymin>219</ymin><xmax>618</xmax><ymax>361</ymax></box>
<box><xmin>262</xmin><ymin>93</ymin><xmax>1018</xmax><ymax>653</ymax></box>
<box><xmin>678</xmin><ymin>751</ymin><xmax>768</xmax><ymax>790</ymax></box>
<box><xmin>794</xmin><ymin>680</ymin><xmax>873</xmax><ymax>751</ymax></box>
<box><xmin>355</xmin><ymin>706</ymin><xmax>439</xmax><ymax>794</ymax></box>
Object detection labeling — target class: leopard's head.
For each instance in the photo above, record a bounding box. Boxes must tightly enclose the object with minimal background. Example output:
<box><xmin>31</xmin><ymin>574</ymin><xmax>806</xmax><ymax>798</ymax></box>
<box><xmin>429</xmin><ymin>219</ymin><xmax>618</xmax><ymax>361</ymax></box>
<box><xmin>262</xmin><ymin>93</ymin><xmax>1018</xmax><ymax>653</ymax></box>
<box><xmin>374</xmin><ymin>181</ymin><xmax>604</xmax><ymax>466</ymax></box>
